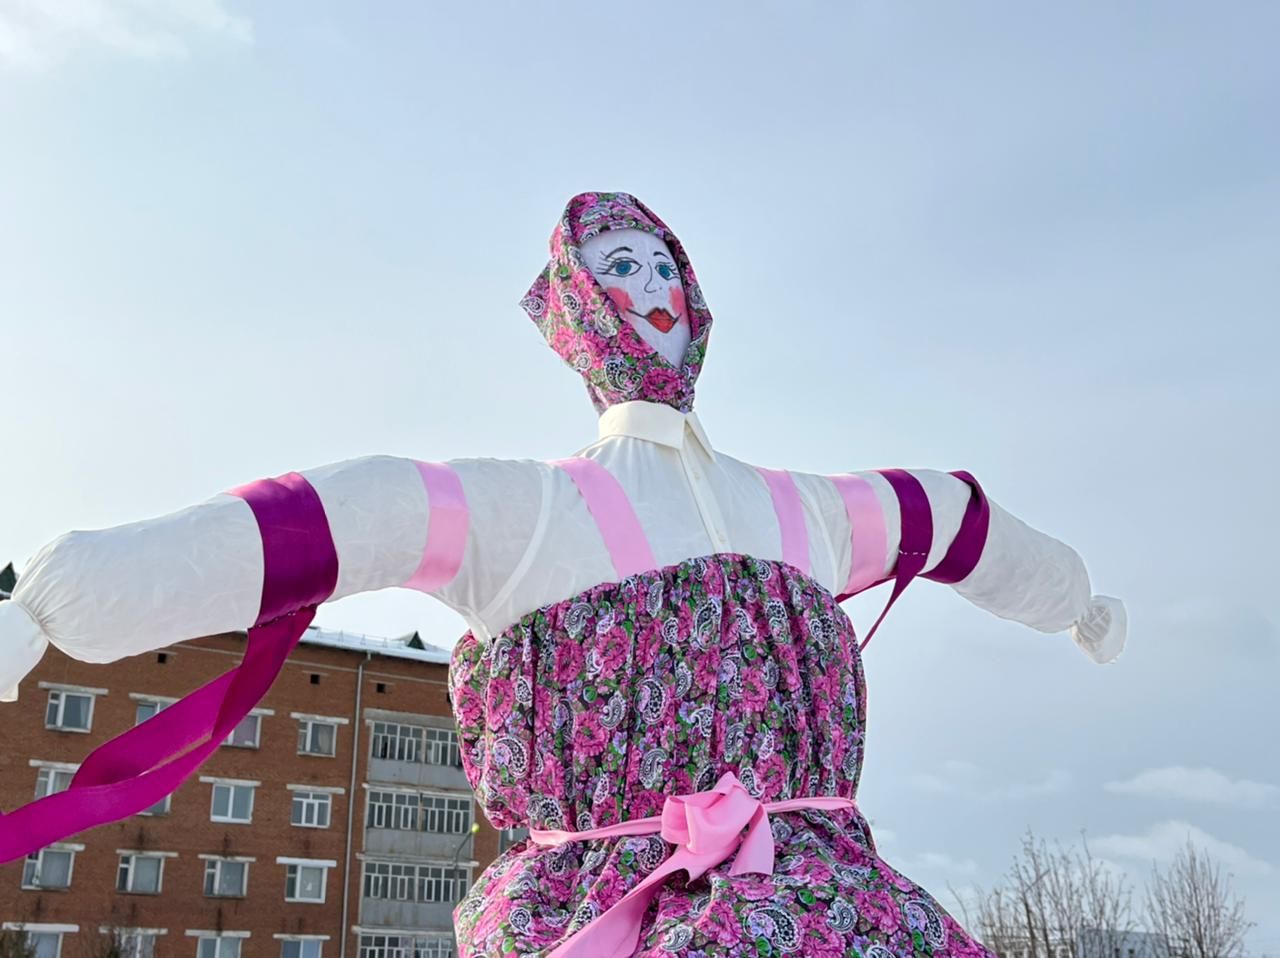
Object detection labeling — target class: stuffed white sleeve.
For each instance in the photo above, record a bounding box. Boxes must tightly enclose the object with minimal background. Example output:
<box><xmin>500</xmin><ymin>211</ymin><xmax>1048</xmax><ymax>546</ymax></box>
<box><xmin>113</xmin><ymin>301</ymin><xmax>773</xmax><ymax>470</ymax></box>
<box><xmin>0</xmin><ymin>455</ymin><xmax>543</xmax><ymax>701</ymax></box>
<box><xmin>819</xmin><ymin>468</ymin><xmax>1127</xmax><ymax>663</ymax></box>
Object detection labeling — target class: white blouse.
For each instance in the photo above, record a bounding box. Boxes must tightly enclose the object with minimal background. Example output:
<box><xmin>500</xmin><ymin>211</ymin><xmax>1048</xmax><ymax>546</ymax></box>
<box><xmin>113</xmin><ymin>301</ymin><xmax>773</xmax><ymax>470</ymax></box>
<box><xmin>0</xmin><ymin>401</ymin><xmax>1125</xmax><ymax>701</ymax></box>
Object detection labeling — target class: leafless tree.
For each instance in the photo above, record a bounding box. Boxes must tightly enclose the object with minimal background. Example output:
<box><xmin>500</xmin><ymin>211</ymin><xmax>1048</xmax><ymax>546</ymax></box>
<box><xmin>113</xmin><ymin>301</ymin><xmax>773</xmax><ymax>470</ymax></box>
<box><xmin>68</xmin><ymin>927</ymin><xmax>123</xmax><ymax>958</ymax></box>
<box><xmin>960</xmin><ymin>829</ymin><xmax>1136</xmax><ymax>957</ymax></box>
<box><xmin>1145</xmin><ymin>838</ymin><xmax>1253</xmax><ymax>958</ymax></box>
<box><xmin>0</xmin><ymin>931</ymin><xmax>36</xmax><ymax>958</ymax></box>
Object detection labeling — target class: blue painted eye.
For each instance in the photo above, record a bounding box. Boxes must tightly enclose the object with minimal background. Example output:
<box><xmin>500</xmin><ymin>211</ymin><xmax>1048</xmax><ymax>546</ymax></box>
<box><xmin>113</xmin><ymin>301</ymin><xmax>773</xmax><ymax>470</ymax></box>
<box><xmin>656</xmin><ymin>263</ymin><xmax>676</xmax><ymax>281</ymax></box>
<box><xmin>606</xmin><ymin>258</ymin><xmax>640</xmax><ymax>277</ymax></box>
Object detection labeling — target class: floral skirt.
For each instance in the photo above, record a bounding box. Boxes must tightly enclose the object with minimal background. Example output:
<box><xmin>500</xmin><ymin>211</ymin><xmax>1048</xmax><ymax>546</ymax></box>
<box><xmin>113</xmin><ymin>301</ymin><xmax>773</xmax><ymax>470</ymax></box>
<box><xmin>452</xmin><ymin>804</ymin><xmax>994</xmax><ymax>958</ymax></box>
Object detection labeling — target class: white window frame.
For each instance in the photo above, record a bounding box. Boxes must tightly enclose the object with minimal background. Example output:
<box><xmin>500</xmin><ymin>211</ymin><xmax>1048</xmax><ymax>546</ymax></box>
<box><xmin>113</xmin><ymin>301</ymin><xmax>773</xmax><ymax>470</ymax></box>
<box><xmin>277</xmin><ymin>857</ymin><xmax>334</xmax><ymax>904</ymax></box>
<box><xmin>20</xmin><ymin>844</ymin><xmax>82</xmax><ymax>890</ymax></box>
<box><xmin>97</xmin><ymin>928</ymin><xmax>166</xmax><ymax>958</ymax></box>
<box><xmin>138</xmin><ymin>792</ymin><xmax>172</xmax><ymax>817</ymax></box>
<box><xmin>223</xmin><ymin>709</ymin><xmax>270</xmax><ymax>749</ymax></box>
<box><xmin>500</xmin><ymin>825</ymin><xmax>530</xmax><ymax>852</ymax></box>
<box><xmin>291</xmin><ymin>712</ymin><xmax>347</xmax><ymax>757</ymax></box>
<box><xmin>185</xmin><ymin>931</ymin><xmax>249</xmax><ymax>958</ymax></box>
<box><xmin>201</xmin><ymin>777</ymin><xmax>259</xmax><ymax>824</ymax></box>
<box><xmin>355</xmin><ymin>932</ymin><xmax>454</xmax><ymax>958</ymax></box>
<box><xmin>2</xmin><ymin>924</ymin><xmax>79</xmax><ymax>958</ymax></box>
<box><xmin>31</xmin><ymin>760</ymin><xmax>79</xmax><ymax>799</ymax></box>
<box><xmin>424</xmin><ymin>725</ymin><xmax>461</xmax><ymax>767</ymax></box>
<box><xmin>420</xmin><ymin>793</ymin><xmax>472</xmax><ymax>834</ymax></box>
<box><xmin>129</xmin><ymin>693</ymin><xmax>177</xmax><ymax>726</ymax></box>
<box><xmin>199</xmin><ymin>855</ymin><xmax>252</xmax><ymax>898</ymax></box>
<box><xmin>40</xmin><ymin>683</ymin><xmax>104</xmax><ymax>733</ymax></box>
<box><xmin>115</xmin><ymin>850</ymin><xmax>175</xmax><ymax>895</ymax></box>
<box><xmin>368</xmin><ymin>721</ymin><xmax>460</xmax><ymax>767</ymax></box>
<box><xmin>365</xmin><ymin>787</ymin><xmax>471</xmax><ymax>834</ymax></box>
<box><xmin>366</xmin><ymin>789</ymin><xmax>419</xmax><ymax>831</ymax></box>
<box><xmin>289</xmin><ymin>789</ymin><xmax>334</xmax><ymax>829</ymax></box>
<box><xmin>274</xmin><ymin>935</ymin><xmax>328</xmax><ymax>958</ymax></box>
<box><xmin>361</xmin><ymin>860</ymin><xmax>469</xmax><ymax>904</ymax></box>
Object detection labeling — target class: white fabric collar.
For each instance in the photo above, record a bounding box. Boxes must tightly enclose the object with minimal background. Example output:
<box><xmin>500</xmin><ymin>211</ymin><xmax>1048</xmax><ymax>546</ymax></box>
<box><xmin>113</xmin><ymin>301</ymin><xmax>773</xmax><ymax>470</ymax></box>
<box><xmin>597</xmin><ymin>401</ymin><xmax>713</xmax><ymax>453</ymax></box>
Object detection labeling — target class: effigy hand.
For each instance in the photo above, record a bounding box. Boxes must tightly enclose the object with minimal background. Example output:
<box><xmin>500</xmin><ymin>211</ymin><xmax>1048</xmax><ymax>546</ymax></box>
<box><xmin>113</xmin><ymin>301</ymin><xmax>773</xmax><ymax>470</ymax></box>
<box><xmin>1070</xmin><ymin>594</ymin><xmax>1127</xmax><ymax>663</ymax></box>
<box><xmin>0</xmin><ymin>597</ymin><xmax>45</xmax><ymax>702</ymax></box>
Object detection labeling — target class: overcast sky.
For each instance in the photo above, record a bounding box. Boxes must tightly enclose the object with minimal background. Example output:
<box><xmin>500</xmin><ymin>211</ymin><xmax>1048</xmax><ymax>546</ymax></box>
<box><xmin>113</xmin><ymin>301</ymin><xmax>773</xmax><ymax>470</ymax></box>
<box><xmin>1</xmin><ymin>0</ymin><xmax>1276</xmax><ymax>949</ymax></box>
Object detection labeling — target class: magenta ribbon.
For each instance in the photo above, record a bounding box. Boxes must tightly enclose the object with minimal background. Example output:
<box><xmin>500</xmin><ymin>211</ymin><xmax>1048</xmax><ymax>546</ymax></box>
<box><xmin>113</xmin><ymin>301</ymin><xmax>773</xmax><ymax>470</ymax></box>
<box><xmin>527</xmin><ymin>771</ymin><xmax>858</xmax><ymax>957</ymax></box>
<box><xmin>846</xmin><ymin>470</ymin><xmax>989</xmax><ymax>651</ymax></box>
<box><xmin>0</xmin><ymin>472</ymin><xmax>337</xmax><ymax>864</ymax></box>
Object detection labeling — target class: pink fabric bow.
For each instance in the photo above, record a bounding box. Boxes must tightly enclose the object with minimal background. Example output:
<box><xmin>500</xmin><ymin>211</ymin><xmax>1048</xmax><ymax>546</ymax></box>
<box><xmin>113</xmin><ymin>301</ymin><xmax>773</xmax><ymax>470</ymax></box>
<box><xmin>528</xmin><ymin>771</ymin><xmax>857</xmax><ymax>958</ymax></box>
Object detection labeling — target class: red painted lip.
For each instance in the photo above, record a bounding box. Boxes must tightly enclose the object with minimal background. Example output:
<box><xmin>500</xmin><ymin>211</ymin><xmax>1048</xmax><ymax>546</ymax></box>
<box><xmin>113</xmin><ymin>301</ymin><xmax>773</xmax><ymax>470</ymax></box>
<box><xmin>645</xmin><ymin>308</ymin><xmax>677</xmax><ymax>333</ymax></box>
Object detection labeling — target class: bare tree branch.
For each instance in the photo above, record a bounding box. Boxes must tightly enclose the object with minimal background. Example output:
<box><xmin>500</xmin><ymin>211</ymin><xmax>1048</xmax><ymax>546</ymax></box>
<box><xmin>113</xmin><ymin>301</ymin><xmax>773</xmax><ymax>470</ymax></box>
<box><xmin>1145</xmin><ymin>838</ymin><xmax>1254</xmax><ymax>958</ymax></box>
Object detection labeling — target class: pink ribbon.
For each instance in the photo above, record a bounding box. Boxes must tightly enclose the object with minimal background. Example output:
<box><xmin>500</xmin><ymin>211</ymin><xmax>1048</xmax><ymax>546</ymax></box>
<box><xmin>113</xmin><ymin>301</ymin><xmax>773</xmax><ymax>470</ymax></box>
<box><xmin>528</xmin><ymin>771</ymin><xmax>857</xmax><ymax>957</ymax></box>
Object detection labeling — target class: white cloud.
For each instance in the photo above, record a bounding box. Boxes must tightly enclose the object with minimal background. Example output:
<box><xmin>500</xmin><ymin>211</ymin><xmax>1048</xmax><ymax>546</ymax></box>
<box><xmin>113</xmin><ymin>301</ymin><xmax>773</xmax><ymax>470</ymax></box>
<box><xmin>1092</xmin><ymin>820</ymin><xmax>1274</xmax><ymax>877</ymax></box>
<box><xmin>1105</xmin><ymin>766</ymin><xmax>1279</xmax><ymax>809</ymax></box>
<box><xmin>0</xmin><ymin>0</ymin><xmax>251</xmax><ymax>70</ymax></box>
<box><xmin>909</xmin><ymin>759</ymin><xmax>1072</xmax><ymax>801</ymax></box>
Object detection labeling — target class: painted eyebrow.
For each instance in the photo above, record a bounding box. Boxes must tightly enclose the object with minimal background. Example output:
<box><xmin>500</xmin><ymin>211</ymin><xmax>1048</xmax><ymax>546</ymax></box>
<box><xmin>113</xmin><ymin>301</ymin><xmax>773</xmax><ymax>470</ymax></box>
<box><xmin>604</xmin><ymin>246</ymin><xmax>633</xmax><ymax>258</ymax></box>
<box><xmin>652</xmin><ymin>250</ymin><xmax>672</xmax><ymax>260</ymax></box>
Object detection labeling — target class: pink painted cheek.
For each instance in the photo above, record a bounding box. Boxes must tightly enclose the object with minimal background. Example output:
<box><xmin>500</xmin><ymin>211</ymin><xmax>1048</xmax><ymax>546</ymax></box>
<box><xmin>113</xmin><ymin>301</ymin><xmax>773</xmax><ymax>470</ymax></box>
<box><xmin>605</xmin><ymin>287</ymin><xmax>634</xmax><ymax>313</ymax></box>
<box><xmin>669</xmin><ymin>287</ymin><xmax>687</xmax><ymax>324</ymax></box>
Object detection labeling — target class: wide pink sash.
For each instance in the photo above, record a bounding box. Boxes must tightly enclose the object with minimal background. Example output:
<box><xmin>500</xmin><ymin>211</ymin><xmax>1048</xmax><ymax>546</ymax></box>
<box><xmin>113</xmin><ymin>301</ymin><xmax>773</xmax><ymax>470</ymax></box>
<box><xmin>552</xmin><ymin>457</ymin><xmax>656</xmax><ymax>579</ymax></box>
<box><xmin>528</xmin><ymin>771</ymin><xmax>857</xmax><ymax>957</ymax></box>
<box><xmin>754</xmin><ymin>467</ymin><xmax>811</xmax><ymax>575</ymax></box>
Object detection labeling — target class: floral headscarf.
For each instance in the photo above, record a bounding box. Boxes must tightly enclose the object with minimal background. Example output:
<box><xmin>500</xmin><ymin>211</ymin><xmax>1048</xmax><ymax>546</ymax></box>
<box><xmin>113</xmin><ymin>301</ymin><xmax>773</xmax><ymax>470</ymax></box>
<box><xmin>521</xmin><ymin>192</ymin><xmax>713</xmax><ymax>414</ymax></box>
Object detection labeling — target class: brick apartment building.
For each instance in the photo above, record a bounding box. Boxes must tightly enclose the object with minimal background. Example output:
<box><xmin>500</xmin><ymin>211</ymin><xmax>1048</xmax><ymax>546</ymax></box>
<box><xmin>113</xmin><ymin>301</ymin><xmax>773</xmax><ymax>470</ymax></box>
<box><xmin>0</xmin><ymin>624</ymin><xmax>523</xmax><ymax>958</ymax></box>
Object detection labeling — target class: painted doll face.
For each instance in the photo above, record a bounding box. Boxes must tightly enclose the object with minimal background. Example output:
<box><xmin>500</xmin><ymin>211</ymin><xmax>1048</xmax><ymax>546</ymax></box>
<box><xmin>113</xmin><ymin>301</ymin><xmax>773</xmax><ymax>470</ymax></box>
<box><xmin>580</xmin><ymin>228</ymin><xmax>691</xmax><ymax>368</ymax></box>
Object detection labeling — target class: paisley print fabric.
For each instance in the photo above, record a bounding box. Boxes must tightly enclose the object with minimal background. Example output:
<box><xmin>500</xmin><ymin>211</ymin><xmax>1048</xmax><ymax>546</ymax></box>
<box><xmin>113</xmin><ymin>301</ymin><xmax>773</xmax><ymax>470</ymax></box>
<box><xmin>449</xmin><ymin>555</ymin><xmax>996</xmax><ymax>957</ymax></box>
<box><xmin>520</xmin><ymin>192</ymin><xmax>713</xmax><ymax>415</ymax></box>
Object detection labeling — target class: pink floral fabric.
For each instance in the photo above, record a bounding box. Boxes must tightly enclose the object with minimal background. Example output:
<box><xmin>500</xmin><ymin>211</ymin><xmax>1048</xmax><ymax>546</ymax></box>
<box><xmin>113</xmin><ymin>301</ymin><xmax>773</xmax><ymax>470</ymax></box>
<box><xmin>520</xmin><ymin>192</ymin><xmax>713</xmax><ymax>414</ymax></box>
<box><xmin>449</xmin><ymin>555</ymin><xmax>996</xmax><ymax>957</ymax></box>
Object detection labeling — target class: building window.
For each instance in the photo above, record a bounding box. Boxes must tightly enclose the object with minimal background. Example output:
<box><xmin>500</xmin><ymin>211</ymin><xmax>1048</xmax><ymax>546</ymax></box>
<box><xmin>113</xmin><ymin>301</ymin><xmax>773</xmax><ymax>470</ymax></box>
<box><xmin>370</xmin><ymin>722</ymin><xmax>460</xmax><ymax>767</ymax></box>
<box><xmin>44</xmin><ymin>689</ymin><xmax>94</xmax><ymax>732</ymax></box>
<box><xmin>290</xmin><ymin>791</ymin><xmax>332</xmax><ymax>829</ymax></box>
<box><xmin>21</xmin><ymin>847</ymin><xmax>76</xmax><ymax>890</ymax></box>
<box><xmin>223</xmin><ymin>714</ymin><xmax>261</xmax><ymax>749</ymax></box>
<box><xmin>362</xmin><ymin>861</ymin><xmax>467</xmax><ymax>904</ymax></box>
<box><xmin>367</xmin><ymin>790</ymin><xmax>418</xmax><ymax>831</ymax></box>
<box><xmin>34</xmin><ymin>766</ymin><xmax>76</xmax><ymax>799</ymax></box>
<box><xmin>297</xmin><ymin>719</ymin><xmax>337</xmax><ymax>757</ymax></box>
<box><xmin>5</xmin><ymin>929</ymin><xmax>70</xmax><ymax>958</ymax></box>
<box><xmin>202</xmin><ymin>859</ymin><xmax>249</xmax><ymax>898</ymax></box>
<box><xmin>105</xmin><ymin>930</ymin><xmax>158</xmax><ymax>958</ymax></box>
<box><xmin>139</xmin><ymin>793</ymin><xmax>172</xmax><ymax>817</ymax></box>
<box><xmin>358</xmin><ymin>934</ymin><xmax>454</xmax><ymax>958</ymax></box>
<box><xmin>420</xmin><ymin>794</ymin><xmax>472</xmax><ymax>833</ymax></box>
<box><xmin>371</xmin><ymin>722</ymin><xmax>421</xmax><ymax>762</ymax></box>
<box><xmin>500</xmin><ymin>826</ymin><xmax>530</xmax><ymax>852</ymax></box>
<box><xmin>366</xmin><ymin>790</ymin><xmax>471</xmax><ymax>833</ymax></box>
<box><xmin>422</xmin><ymin>726</ymin><xmax>460</xmax><ymax>766</ymax></box>
<box><xmin>282</xmin><ymin>861</ymin><xmax>330</xmax><ymax>903</ymax></box>
<box><xmin>133</xmin><ymin>698</ymin><xmax>171</xmax><ymax>725</ymax></box>
<box><xmin>116</xmin><ymin>853</ymin><xmax>166</xmax><ymax>895</ymax></box>
<box><xmin>280</xmin><ymin>940</ymin><xmax>324</xmax><ymax>958</ymax></box>
<box><xmin>209</xmin><ymin>782</ymin><xmax>256</xmax><ymax>823</ymax></box>
<box><xmin>195</xmin><ymin>937</ymin><xmax>243</xmax><ymax>958</ymax></box>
